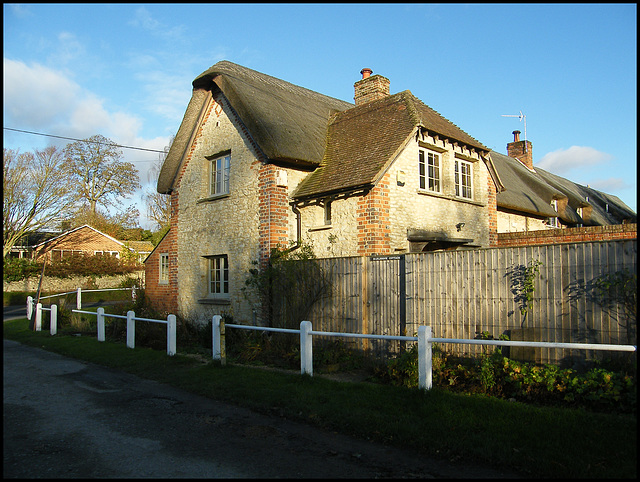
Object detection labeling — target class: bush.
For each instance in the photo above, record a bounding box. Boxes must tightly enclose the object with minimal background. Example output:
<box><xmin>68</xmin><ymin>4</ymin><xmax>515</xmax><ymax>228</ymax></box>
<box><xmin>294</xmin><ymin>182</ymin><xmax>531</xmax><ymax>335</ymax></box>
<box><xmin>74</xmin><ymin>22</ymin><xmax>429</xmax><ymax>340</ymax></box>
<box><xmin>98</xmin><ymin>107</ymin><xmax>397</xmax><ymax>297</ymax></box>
<box><xmin>3</xmin><ymin>253</ymin><xmax>143</xmax><ymax>282</ymax></box>
<box><xmin>3</xmin><ymin>258</ymin><xmax>41</xmax><ymax>282</ymax></box>
<box><xmin>376</xmin><ymin>345</ymin><xmax>636</xmax><ymax>414</ymax></box>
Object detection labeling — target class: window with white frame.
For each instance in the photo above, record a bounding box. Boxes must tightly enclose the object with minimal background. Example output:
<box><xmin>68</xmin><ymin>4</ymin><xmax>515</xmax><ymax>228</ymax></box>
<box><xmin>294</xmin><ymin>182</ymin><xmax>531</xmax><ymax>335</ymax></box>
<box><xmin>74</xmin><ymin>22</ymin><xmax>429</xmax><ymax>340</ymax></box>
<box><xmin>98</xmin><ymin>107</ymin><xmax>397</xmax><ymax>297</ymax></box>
<box><xmin>207</xmin><ymin>255</ymin><xmax>229</xmax><ymax>297</ymax></box>
<box><xmin>209</xmin><ymin>153</ymin><xmax>231</xmax><ymax>196</ymax></box>
<box><xmin>419</xmin><ymin>149</ymin><xmax>441</xmax><ymax>193</ymax></box>
<box><xmin>159</xmin><ymin>253</ymin><xmax>169</xmax><ymax>284</ymax></box>
<box><xmin>454</xmin><ymin>159</ymin><xmax>473</xmax><ymax>199</ymax></box>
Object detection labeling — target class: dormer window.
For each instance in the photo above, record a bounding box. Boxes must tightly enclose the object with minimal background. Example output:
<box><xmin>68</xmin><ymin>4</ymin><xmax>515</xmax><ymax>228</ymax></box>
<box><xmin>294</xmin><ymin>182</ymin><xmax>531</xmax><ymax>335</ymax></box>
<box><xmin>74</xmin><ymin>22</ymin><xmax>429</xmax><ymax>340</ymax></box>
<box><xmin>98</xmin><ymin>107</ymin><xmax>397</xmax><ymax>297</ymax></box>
<box><xmin>548</xmin><ymin>199</ymin><xmax>559</xmax><ymax>228</ymax></box>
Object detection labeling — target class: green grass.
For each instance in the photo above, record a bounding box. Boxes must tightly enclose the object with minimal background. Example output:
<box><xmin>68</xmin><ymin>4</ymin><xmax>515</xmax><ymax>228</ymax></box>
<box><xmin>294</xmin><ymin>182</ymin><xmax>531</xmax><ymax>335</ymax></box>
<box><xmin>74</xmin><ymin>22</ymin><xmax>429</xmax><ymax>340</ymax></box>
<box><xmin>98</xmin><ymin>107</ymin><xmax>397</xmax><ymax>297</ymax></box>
<box><xmin>3</xmin><ymin>317</ymin><xmax>637</xmax><ymax>478</ymax></box>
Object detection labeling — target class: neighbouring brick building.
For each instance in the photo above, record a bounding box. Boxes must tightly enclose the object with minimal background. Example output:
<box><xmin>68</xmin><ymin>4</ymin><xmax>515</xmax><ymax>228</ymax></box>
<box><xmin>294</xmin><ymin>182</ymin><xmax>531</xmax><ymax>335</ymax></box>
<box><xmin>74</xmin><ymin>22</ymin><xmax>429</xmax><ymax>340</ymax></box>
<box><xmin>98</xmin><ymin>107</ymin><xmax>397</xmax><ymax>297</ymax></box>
<box><xmin>145</xmin><ymin>61</ymin><xmax>636</xmax><ymax>325</ymax></box>
<box><xmin>30</xmin><ymin>225</ymin><xmax>153</xmax><ymax>262</ymax></box>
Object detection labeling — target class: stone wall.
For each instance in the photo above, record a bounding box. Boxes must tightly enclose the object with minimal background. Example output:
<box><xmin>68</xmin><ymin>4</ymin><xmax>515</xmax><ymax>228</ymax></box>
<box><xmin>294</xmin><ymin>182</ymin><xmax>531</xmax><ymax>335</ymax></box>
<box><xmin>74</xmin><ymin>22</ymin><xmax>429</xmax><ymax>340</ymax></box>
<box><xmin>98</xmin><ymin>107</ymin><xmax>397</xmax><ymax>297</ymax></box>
<box><xmin>3</xmin><ymin>271</ymin><xmax>144</xmax><ymax>293</ymax></box>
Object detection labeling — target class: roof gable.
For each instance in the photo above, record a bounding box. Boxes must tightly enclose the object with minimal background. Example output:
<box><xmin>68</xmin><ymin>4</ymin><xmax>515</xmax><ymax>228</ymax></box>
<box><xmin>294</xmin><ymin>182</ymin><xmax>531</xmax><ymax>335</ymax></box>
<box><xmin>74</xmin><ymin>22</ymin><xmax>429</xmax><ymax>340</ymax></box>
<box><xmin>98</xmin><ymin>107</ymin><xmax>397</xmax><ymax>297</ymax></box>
<box><xmin>32</xmin><ymin>224</ymin><xmax>124</xmax><ymax>249</ymax></box>
<box><xmin>158</xmin><ymin>61</ymin><xmax>353</xmax><ymax>193</ymax></box>
<box><xmin>293</xmin><ymin>91</ymin><xmax>489</xmax><ymax>200</ymax></box>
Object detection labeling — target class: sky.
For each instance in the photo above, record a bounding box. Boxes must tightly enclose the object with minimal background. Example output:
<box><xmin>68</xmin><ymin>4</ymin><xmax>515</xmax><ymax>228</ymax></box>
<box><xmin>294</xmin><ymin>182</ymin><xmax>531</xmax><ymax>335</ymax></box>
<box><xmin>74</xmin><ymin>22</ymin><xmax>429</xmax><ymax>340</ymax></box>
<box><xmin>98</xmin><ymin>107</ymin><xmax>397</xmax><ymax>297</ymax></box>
<box><xmin>3</xmin><ymin>3</ymin><xmax>637</xmax><ymax>230</ymax></box>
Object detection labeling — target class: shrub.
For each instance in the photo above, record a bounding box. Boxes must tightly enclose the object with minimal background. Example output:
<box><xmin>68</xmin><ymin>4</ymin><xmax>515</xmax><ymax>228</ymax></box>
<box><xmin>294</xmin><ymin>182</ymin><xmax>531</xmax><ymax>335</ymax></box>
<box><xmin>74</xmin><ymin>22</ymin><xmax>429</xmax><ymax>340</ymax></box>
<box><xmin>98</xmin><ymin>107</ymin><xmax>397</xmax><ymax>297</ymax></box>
<box><xmin>3</xmin><ymin>258</ymin><xmax>41</xmax><ymax>282</ymax></box>
<box><xmin>376</xmin><ymin>345</ymin><xmax>636</xmax><ymax>414</ymax></box>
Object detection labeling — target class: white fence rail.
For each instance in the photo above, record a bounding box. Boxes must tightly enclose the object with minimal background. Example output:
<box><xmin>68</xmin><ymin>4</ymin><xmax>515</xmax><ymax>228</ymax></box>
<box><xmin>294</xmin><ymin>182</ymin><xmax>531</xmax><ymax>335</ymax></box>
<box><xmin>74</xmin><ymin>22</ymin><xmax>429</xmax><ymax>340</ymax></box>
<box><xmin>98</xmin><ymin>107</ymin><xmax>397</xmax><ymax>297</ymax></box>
<box><xmin>24</xmin><ymin>296</ymin><xmax>175</xmax><ymax>356</ymax></box>
<box><xmin>212</xmin><ymin>316</ymin><xmax>637</xmax><ymax>390</ymax></box>
<box><xmin>34</xmin><ymin>287</ymin><xmax>136</xmax><ymax>310</ymax></box>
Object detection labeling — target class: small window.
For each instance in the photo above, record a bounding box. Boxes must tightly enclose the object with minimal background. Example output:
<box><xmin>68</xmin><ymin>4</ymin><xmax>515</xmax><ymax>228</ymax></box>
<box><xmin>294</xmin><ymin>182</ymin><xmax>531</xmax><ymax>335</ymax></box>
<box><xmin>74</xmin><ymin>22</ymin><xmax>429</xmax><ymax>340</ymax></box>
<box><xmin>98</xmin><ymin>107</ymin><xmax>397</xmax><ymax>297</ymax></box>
<box><xmin>210</xmin><ymin>154</ymin><xmax>231</xmax><ymax>196</ymax></box>
<box><xmin>419</xmin><ymin>149</ymin><xmax>441</xmax><ymax>193</ymax></box>
<box><xmin>548</xmin><ymin>199</ymin><xmax>559</xmax><ymax>227</ymax></box>
<box><xmin>324</xmin><ymin>201</ymin><xmax>332</xmax><ymax>225</ymax></box>
<box><xmin>454</xmin><ymin>160</ymin><xmax>473</xmax><ymax>199</ymax></box>
<box><xmin>159</xmin><ymin>253</ymin><xmax>169</xmax><ymax>284</ymax></box>
<box><xmin>208</xmin><ymin>255</ymin><xmax>229</xmax><ymax>297</ymax></box>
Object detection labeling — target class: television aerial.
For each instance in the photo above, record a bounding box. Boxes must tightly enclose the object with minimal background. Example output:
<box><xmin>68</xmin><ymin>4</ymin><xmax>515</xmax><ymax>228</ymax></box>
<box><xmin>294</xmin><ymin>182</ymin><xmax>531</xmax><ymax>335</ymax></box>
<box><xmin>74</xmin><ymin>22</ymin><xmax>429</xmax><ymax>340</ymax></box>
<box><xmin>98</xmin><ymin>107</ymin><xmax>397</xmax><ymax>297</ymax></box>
<box><xmin>501</xmin><ymin>111</ymin><xmax>527</xmax><ymax>141</ymax></box>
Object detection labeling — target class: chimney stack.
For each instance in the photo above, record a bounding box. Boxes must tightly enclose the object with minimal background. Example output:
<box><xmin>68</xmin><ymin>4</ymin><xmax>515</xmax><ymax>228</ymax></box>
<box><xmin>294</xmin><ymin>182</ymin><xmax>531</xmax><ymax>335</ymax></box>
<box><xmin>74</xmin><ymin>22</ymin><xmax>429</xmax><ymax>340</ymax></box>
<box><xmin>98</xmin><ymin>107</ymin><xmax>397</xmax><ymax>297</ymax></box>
<box><xmin>507</xmin><ymin>130</ymin><xmax>534</xmax><ymax>170</ymax></box>
<box><xmin>354</xmin><ymin>68</ymin><xmax>390</xmax><ymax>106</ymax></box>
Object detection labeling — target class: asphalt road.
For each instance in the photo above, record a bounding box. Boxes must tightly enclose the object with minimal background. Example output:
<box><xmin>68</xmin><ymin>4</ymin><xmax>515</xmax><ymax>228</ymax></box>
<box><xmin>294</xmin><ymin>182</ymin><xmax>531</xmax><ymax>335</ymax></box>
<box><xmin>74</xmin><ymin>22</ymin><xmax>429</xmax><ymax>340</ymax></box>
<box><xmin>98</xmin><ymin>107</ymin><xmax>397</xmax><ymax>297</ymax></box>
<box><xmin>4</xmin><ymin>316</ymin><xmax>523</xmax><ymax>478</ymax></box>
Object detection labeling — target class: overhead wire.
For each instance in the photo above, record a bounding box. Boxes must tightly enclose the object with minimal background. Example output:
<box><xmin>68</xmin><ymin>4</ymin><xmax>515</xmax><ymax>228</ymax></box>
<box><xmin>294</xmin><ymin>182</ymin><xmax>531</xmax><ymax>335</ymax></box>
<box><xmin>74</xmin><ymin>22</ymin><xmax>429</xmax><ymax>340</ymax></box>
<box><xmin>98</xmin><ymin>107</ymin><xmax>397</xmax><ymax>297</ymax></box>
<box><xmin>3</xmin><ymin>127</ymin><xmax>167</xmax><ymax>155</ymax></box>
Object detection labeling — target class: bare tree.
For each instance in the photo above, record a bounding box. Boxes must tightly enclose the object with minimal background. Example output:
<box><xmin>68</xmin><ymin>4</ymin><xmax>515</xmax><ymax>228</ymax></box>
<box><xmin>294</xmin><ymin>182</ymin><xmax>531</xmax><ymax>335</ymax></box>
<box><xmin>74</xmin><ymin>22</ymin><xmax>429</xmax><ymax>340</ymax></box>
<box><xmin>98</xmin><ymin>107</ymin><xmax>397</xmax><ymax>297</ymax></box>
<box><xmin>3</xmin><ymin>147</ymin><xmax>76</xmax><ymax>258</ymax></box>
<box><xmin>64</xmin><ymin>134</ymin><xmax>141</xmax><ymax>215</ymax></box>
<box><xmin>144</xmin><ymin>138</ymin><xmax>172</xmax><ymax>230</ymax></box>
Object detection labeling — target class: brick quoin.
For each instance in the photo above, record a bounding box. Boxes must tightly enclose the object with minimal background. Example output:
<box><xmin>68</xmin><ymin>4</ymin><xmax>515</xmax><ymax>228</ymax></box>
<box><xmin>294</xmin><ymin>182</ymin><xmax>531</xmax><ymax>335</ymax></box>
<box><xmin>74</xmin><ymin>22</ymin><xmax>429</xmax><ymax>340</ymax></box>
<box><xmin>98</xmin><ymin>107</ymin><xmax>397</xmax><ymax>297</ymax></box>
<box><xmin>357</xmin><ymin>174</ymin><xmax>392</xmax><ymax>256</ymax></box>
<box><xmin>497</xmin><ymin>223</ymin><xmax>637</xmax><ymax>247</ymax></box>
<box><xmin>258</xmin><ymin>163</ymin><xmax>289</xmax><ymax>265</ymax></box>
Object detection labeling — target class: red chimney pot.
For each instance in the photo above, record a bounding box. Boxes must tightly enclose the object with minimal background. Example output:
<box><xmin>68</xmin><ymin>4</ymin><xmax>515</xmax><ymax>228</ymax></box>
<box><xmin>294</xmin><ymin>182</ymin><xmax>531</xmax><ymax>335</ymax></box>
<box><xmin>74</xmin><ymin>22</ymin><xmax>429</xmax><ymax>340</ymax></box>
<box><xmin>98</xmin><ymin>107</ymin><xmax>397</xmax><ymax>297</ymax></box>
<box><xmin>360</xmin><ymin>68</ymin><xmax>373</xmax><ymax>79</ymax></box>
<box><xmin>513</xmin><ymin>130</ymin><xmax>521</xmax><ymax>142</ymax></box>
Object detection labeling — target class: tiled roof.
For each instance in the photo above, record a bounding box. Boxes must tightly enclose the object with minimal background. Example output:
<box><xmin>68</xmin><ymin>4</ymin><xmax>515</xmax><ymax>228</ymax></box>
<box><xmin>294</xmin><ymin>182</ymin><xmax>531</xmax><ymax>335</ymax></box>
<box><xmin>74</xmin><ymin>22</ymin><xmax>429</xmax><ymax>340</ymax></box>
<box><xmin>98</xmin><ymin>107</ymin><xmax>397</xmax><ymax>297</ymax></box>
<box><xmin>293</xmin><ymin>91</ymin><xmax>489</xmax><ymax>200</ymax></box>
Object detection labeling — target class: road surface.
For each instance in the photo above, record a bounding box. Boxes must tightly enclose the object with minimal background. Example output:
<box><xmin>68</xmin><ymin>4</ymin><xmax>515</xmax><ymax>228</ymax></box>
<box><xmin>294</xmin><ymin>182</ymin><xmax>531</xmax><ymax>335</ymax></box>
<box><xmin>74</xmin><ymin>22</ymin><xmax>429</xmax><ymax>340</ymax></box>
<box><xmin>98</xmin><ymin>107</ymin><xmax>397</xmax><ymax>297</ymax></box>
<box><xmin>3</xmin><ymin>330</ymin><xmax>522</xmax><ymax>478</ymax></box>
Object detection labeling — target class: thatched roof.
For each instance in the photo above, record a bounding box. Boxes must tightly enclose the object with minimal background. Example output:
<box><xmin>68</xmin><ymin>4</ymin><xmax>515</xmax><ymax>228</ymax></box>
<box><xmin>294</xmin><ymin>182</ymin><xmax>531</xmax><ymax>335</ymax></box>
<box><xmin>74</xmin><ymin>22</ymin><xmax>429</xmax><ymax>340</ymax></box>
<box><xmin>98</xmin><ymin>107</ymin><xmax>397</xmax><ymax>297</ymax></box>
<box><xmin>157</xmin><ymin>61</ymin><xmax>353</xmax><ymax>193</ymax></box>
<box><xmin>492</xmin><ymin>151</ymin><xmax>637</xmax><ymax>225</ymax></box>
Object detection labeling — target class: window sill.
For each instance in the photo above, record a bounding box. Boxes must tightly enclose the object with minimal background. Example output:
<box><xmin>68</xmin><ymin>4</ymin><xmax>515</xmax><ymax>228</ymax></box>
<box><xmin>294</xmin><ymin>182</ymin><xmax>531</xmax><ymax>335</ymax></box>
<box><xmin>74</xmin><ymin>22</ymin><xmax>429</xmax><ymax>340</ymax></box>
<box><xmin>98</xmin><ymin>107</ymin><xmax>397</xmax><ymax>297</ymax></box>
<box><xmin>198</xmin><ymin>298</ymin><xmax>231</xmax><ymax>305</ymax></box>
<box><xmin>416</xmin><ymin>189</ymin><xmax>485</xmax><ymax>207</ymax></box>
<box><xmin>308</xmin><ymin>224</ymin><xmax>332</xmax><ymax>232</ymax></box>
<box><xmin>197</xmin><ymin>193</ymin><xmax>230</xmax><ymax>204</ymax></box>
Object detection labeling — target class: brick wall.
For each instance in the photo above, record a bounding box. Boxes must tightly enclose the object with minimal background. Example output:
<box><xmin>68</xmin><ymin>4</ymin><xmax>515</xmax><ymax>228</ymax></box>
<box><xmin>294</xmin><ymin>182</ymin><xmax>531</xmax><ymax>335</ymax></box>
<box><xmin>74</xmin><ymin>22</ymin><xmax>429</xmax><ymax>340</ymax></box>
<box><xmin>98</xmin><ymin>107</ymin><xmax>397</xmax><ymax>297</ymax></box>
<box><xmin>144</xmin><ymin>224</ymin><xmax>178</xmax><ymax>315</ymax></box>
<box><xmin>497</xmin><ymin>223</ymin><xmax>637</xmax><ymax>247</ymax></box>
<box><xmin>357</xmin><ymin>172</ymin><xmax>392</xmax><ymax>255</ymax></box>
<box><xmin>258</xmin><ymin>163</ymin><xmax>290</xmax><ymax>264</ymax></box>
<box><xmin>33</xmin><ymin>226</ymin><xmax>123</xmax><ymax>260</ymax></box>
<box><xmin>354</xmin><ymin>74</ymin><xmax>390</xmax><ymax>106</ymax></box>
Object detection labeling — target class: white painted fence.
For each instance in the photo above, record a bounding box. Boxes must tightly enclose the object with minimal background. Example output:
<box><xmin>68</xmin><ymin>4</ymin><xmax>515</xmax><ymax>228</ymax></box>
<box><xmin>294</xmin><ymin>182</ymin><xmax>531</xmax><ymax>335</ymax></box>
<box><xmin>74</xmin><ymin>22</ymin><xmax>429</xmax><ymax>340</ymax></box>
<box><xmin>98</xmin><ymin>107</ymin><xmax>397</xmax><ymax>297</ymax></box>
<box><xmin>36</xmin><ymin>287</ymin><xmax>136</xmax><ymax>310</ymax></box>
<box><xmin>26</xmin><ymin>295</ymin><xmax>175</xmax><ymax>356</ymax></box>
<box><xmin>71</xmin><ymin>308</ymin><xmax>176</xmax><ymax>356</ymax></box>
<box><xmin>212</xmin><ymin>316</ymin><xmax>637</xmax><ymax>390</ymax></box>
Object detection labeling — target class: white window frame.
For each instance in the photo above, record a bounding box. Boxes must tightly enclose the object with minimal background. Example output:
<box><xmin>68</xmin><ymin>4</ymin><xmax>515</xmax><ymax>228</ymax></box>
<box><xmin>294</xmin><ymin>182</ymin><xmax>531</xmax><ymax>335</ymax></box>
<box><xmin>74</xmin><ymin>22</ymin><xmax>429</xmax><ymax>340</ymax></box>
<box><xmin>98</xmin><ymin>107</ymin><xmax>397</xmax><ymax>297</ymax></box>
<box><xmin>419</xmin><ymin>149</ymin><xmax>441</xmax><ymax>193</ymax></box>
<box><xmin>159</xmin><ymin>253</ymin><xmax>169</xmax><ymax>285</ymax></box>
<box><xmin>454</xmin><ymin>159</ymin><xmax>473</xmax><ymax>199</ymax></box>
<box><xmin>209</xmin><ymin>154</ymin><xmax>231</xmax><ymax>196</ymax></box>
<box><xmin>207</xmin><ymin>255</ymin><xmax>229</xmax><ymax>298</ymax></box>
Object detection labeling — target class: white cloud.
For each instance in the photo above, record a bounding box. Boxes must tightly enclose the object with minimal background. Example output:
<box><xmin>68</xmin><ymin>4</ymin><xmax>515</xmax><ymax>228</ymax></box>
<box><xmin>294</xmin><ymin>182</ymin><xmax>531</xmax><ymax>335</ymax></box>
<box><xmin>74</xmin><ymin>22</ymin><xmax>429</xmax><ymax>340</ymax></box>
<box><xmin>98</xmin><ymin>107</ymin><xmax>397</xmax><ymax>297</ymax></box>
<box><xmin>536</xmin><ymin>146</ymin><xmax>613</xmax><ymax>174</ymax></box>
<box><xmin>3</xmin><ymin>58</ymin><xmax>170</xmax><ymax>226</ymax></box>
<box><xmin>586</xmin><ymin>177</ymin><xmax>633</xmax><ymax>192</ymax></box>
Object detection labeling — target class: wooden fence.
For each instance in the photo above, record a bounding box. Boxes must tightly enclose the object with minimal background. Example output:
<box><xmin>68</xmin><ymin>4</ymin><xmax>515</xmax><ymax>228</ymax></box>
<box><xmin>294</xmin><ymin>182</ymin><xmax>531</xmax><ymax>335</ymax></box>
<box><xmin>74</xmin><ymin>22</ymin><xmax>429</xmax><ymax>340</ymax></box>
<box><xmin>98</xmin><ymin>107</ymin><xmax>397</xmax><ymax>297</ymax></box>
<box><xmin>305</xmin><ymin>240</ymin><xmax>637</xmax><ymax>366</ymax></box>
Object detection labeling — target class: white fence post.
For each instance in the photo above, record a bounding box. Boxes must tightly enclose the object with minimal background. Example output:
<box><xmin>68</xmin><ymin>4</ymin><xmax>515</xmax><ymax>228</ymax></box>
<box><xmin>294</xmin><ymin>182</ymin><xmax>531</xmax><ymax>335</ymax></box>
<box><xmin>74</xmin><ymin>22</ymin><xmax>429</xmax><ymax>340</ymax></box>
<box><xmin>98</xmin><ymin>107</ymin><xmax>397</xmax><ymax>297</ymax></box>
<box><xmin>50</xmin><ymin>304</ymin><xmax>57</xmax><ymax>335</ymax></box>
<box><xmin>300</xmin><ymin>320</ymin><xmax>313</xmax><ymax>376</ymax></box>
<box><xmin>26</xmin><ymin>296</ymin><xmax>33</xmax><ymax>320</ymax></box>
<box><xmin>126</xmin><ymin>310</ymin><xmax>135</xmax><ymax>349</ymax></box>
<box><xmin>77</xmin><ymin>287</ymin><xmax>82</xmax><ymax>310</ymax></box>
<box><xmin>97</xmin><ymin>307</ymin><xmax>105</xmax><ymax>342</ymax></box>
<box><xmin>418</xmin><ymin>325</ymin><xmax>433</xmax><ymax>390</ymax></box>
<box><xmin>212</xmin><ymin>315</ymin><xmax>222</xmax><ymax>360</ymax></box>
<box><xmin>167</xmin><ymin>314</ymin><xmax>176</xmax><ymax>356</ymax></box>
<box><xmin>35</xmin><ymin>303</ymin><xmax>43</xmax><ymax>331</ymax></box>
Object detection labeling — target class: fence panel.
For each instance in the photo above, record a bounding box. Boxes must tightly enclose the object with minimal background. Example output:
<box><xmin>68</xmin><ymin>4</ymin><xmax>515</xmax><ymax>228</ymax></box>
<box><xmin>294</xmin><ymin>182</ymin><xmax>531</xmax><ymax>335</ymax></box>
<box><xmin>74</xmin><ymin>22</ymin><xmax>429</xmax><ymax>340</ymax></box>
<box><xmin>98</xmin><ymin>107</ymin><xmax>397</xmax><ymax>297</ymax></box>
<box><xmin>306</xmin><ymin>240</ymin><xmax>636</xmax><ymax>365</ymax></box>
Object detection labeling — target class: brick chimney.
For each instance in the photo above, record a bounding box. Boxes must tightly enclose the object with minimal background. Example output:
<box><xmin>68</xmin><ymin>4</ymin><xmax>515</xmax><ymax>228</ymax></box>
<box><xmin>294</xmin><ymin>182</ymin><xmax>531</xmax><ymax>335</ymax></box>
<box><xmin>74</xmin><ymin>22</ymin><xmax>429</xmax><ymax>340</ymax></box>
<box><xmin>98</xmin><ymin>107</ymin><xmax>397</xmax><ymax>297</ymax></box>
<box><xmin>507</xmin><ymin>130</ymin><xmax>534</xmax><ymax>170</ymax></box>
<box><xmin>354</xmin><ymin>68</ymin><xmax>390</xmax><ymax>106</ymax></box>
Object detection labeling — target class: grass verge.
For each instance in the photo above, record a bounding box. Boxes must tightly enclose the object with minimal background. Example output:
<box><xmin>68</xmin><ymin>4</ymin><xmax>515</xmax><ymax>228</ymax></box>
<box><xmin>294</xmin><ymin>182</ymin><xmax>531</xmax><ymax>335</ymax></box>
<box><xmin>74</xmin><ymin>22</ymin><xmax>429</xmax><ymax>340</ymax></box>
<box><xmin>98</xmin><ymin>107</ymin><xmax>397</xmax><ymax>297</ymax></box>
<box><xmin>4</xmin><ymin>317</ymin><xmax>637</xmax><ymax>479</ymax></box>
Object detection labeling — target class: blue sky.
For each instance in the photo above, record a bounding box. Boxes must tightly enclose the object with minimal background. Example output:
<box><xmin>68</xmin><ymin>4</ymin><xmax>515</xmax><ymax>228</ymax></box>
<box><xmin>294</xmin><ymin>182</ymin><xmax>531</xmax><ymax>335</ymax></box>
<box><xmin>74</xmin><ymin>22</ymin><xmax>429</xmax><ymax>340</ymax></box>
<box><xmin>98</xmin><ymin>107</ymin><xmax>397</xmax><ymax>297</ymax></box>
<box><xmin>3</xmin><ymin>3</ymin><xmax>637</xmax><ymax>229</ymax></box>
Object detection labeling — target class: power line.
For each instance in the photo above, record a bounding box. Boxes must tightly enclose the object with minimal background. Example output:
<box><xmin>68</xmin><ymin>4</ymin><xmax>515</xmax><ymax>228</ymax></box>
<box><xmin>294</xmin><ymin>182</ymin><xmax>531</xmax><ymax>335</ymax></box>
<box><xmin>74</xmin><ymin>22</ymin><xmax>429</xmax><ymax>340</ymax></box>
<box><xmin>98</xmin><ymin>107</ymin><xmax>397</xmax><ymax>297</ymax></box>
<box><xmin>3</xmin><ymin>127</ymin><xmax>167</xmax><ymax>154</ymax></box>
